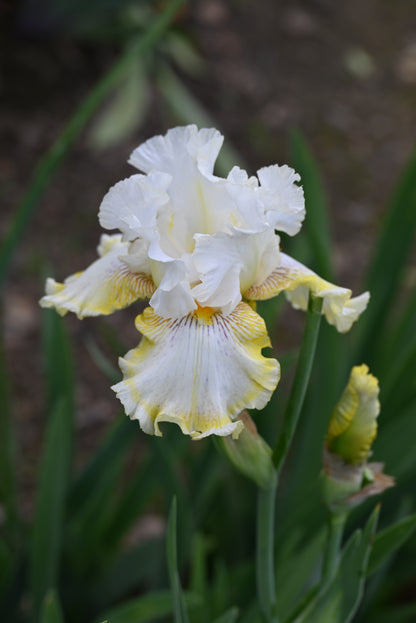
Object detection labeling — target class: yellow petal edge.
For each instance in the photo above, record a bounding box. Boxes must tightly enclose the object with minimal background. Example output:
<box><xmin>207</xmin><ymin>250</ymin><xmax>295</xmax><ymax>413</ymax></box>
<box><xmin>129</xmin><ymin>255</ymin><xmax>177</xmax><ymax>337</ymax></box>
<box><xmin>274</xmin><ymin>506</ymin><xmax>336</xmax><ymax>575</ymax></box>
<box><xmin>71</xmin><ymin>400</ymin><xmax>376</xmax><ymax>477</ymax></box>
<box><xmin>326</xmin><ymin>364</ymin><xmax>380</xmax><ymax>465</ymax></box>
<box><xmin>244</xmin><ymin>252</ymin><xmax>369</xmax><ymax>333</ymax></box>
<box><xmin>113</xmin><ymin>302</ymin><xmax>280</xmax><ymax>439</ymax></box>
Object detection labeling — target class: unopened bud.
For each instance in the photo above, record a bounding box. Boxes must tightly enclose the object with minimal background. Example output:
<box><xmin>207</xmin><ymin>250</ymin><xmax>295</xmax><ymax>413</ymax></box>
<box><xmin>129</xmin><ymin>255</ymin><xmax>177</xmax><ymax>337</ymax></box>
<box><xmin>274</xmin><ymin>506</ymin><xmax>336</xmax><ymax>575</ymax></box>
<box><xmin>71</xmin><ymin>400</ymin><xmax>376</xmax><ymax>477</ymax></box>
<box><xmin>215</xmin><ymin>411</ymin><xmax>276</xmax><ymax>489</ymax></box>
<box><xmin>322</xmin><ymin>365</ymin><xmax>394</xmax><ymax>512</ymax></box>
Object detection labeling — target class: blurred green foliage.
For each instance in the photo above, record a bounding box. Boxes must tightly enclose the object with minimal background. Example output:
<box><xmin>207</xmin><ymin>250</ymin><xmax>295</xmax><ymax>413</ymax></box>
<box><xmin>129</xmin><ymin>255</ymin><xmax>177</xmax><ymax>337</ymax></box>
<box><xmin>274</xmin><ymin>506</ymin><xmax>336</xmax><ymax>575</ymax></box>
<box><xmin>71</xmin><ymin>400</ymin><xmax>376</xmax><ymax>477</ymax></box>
<box><xmin>1</xmin><ymin>1</ymin><xmax>416</xmax><ymax>621</ymax></box>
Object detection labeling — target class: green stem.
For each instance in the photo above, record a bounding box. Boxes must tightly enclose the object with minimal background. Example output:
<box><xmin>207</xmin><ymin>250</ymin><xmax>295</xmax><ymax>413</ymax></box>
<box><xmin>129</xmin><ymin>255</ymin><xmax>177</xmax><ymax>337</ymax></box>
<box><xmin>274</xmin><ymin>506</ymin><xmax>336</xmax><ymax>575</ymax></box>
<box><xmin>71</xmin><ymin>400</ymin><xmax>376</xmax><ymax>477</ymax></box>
<box><xmin>256</xmin><ymin>477</ymin><xmax>279</xmax><ymax>623</ymax></box>
<box><xmin>256</xmin><ymin>295</ymin><xmax>323</xmax><ymax>622</ymax></box>
<box><xmin>0</xmin><ymin>0</ymin><xmax>185</xmax><ymax>289</ymax></box>
<box><xmin>272</xmin><ymin>295</ymin><xmax>323</xmax><ymax>474</ymax></box>
<box><xmin>321</xmin><ymin>512</ymin><xmax>346</xmax><ymax>584</ymax></box>
<box><xmin>167</xmin><ymin>498</ymin><xmax>190</xmax><ymax>623</ymax></box>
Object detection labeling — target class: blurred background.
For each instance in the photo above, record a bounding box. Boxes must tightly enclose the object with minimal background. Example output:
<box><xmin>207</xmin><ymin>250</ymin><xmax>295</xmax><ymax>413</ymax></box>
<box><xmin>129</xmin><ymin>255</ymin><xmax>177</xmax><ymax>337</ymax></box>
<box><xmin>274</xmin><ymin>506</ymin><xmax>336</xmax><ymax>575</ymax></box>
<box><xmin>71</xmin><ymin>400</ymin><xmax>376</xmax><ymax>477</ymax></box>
<box><xmin>1</xmin><ymin>1</ymin><xmax>416</xmax><ymax>622</ymax></box>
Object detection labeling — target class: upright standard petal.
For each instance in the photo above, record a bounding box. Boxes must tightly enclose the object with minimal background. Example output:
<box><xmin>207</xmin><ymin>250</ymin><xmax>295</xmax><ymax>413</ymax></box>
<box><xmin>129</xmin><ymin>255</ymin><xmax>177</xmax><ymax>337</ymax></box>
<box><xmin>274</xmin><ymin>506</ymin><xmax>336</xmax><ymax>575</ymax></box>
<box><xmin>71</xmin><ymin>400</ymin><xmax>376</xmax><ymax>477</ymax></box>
<box><xmin>128</xmin><ymin>125</ymin><xmax>223</xmax><ymax>177</ymax></box>
<box><xmin>40</xmin><ymin>235</ymin><xmax>155</xmax><ymax>319</ymax></box>
<box><xmin>130</xmin><ymin>126</ymin><xmax>240</xmax><ymax>255</ymax></box>
<box><xmin>192</xmin><ymin>229</ymin><xmax>280</xmax><ymax>314</ymax></box>
<box><xmin>244</xmin><ymin>252</ymin><xmax>369</xmax><ymax>333</ymax></box>
<box><xmin>98</xmin><ymin>171</ymin><xmax>171</xmax><ymax>241</ymax></box>
<box><xmin>257</xmin><ymin>165</ymin><xmax>305</xmax><ymax>235</ymax></box>
<box><xmin>112</xmin><ymin>302</ymin><xmax>280</xmax><ymax>439</ymax></box>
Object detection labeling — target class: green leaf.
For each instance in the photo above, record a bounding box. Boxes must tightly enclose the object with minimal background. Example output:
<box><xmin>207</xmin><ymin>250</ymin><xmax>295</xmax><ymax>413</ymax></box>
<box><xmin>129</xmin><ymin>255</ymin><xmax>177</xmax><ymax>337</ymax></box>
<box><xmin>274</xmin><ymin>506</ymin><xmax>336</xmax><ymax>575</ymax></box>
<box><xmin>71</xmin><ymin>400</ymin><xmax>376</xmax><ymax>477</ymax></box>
<box><xmin>289</xmin><ymin>507</ymin><xmax>379</xmax><ymax>623</ymax></box>
<box><xmin>84</xmin><ymin>335</ymin><xmax>120</xmax><ymax>383</ymax></box>
<box><xmin>238</xmin><ymin>601</ymin><xmax>262</xmax><ymax>623</ymax></box>
<box><xmin>0</xmin><ymin>331</ymin><xmax>19</xmax><ymax>541</ymax></box>
<box><xmin>190</xmin><ymin>449</ymin><xmax>223</xmax><ymax>526</ymax></box>
<box><xmin>149</xmin><ymin>433</ymin><xmax>192</xmax><ymax>564</ymax></box>
<box><xmin>290</xmin><ymin>130</ymin><xmax>346</xmax><ymax>416</ymax></box>
<box><xmin>189</xmin><ymin>532</ymin><xmax>210</xmax><ymax>622</ymax></box>
<box><xmin>40</xmin><ymin>589</ymin><xmax>65</xmax><ymax>623</ymax></box>
<box><xmin>42</xmin><ymin>309</ymin><xmax>74</xmax><ymax>415</ymax></box>
<box><xmin>164</xmin><ymin>31</ymin><xmax>205</xmax><ymax>75</ymax></box>
<box><xmin>212</xmin><ymin>607</ymin><xmax>239</xmax><ymax>623</ymax></box>
<box><xmin>69</xmin><ymin>416</ymin><xmax>134</xmax><ymax>513</ymax></box>
<box><xmin>67</xmin><ymin>421</ymin><xmax>134</xmax><ymax>563</ymax></box>
<box><xmin>99</xmin><ymin>459</ymin><xmax>156</xmax><ymax>551</ymax></box>
<box><xmin>167</xmin><ymin>497</ymin><xmax>190</xmax><ymax>623</ymax></box>
<box><xmin>95</xmin><ymin>590</ymin><xmax>198</xmax><ymax>623</ymax></box>
<box><xmin>373</xmin><ymin>402</ymin><xmax>416</xmax><ymax>480</ymax></box>
<box><xmin>211</xmin><ymin>559</ymin><xmax>231</xmax><ymax>620</ymax></box>
<box><xmin>367</xmin><ymin>513</ymin><xmax>416</xmax><ymax>576</ymax></box>
<box><xmin>0</xmin><ymin>552</ymin><xmax>25</xmax><ymax>622</ymax></box>
<box><xmin>30</xmin><ymin>399</ymin><xmax>72</xmax><ymax>622</ymax></box>
<box><xmin>89</xmin><ymin>538</ymin><xmax>165</xmax><ymax>612</ymax></box>
<box><xmin>272</xmin><ymin>295</ymin><xmax>323</xmax><ymax>473</ymax></box>
<box><xmin>380</xmin><ymin>330</ymin><xmax>416</xmax><ymax>414</ymax></box>
<box><xmin>290</xmin><ymin>129</ymin><xmax>334</xmax><ymax>282</ymax></box>
<box><xmin>378</xmin><ymin>273</ymin><xmax>416</xmax><ymax>377</ymax></box>
<box><xmin>276</xmin><ymin>528</ymin><xmax>326</xmax><ymax>620</ymax></box>
<box><xmin>356</xmin><ymin>146</ymin><xmax>416</xmax><ymax>363</ymax></box>
<box><xmin>87</xmin><ymin>58</ymin><xmax>149</xmax><ymax>150</ymax></box>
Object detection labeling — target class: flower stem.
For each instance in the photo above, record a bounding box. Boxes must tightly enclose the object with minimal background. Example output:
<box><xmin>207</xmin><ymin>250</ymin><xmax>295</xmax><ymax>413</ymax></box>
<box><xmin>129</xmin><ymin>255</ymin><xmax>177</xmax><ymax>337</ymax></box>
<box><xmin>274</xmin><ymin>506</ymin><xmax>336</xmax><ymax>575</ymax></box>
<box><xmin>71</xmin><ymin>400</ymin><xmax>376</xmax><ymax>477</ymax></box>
<box><xmin>321</xmin><ymin>511</ymin><xmax>346</xmax><ymax>584</ymax></box>
<box><xmin>0</xmin><ymin>0</ymin><xmax>185</xmax><ymax>289</ymax></box>
<box><xmin>256</xmin><ymin>475</ymin><xmax>279</xmax><ymax>623</ymax></box>
<box><xmin>272</xmin><ymin>294</ymin><xmax>323</xmax><ymax>474</ymax></box>
<box><xmin>256</xmin><ymin>295</ymin><xmax>323</xmax><ymax>623</ymax></box>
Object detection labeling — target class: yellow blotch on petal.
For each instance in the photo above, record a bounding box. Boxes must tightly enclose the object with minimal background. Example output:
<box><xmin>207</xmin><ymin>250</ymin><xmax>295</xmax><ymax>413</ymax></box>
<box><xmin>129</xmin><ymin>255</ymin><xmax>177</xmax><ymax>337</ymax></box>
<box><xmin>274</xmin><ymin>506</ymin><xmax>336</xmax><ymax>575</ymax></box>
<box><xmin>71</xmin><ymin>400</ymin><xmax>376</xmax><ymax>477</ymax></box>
<box><xmin>244</xmin><ymin>252</ymin><xmax>369</xmax><ymax>333</ymax></box>
<box><xmin>112</xmin><ymin>302</ymin><xmax>280</xmax><ymax>439</ymax></box>
<box><xmin>194</xmin><ymin>304</ymin><xmax>216</xmax><ymax>323</ymax></box>
<box><xmin>40</xmin><ymin>235</ymin><xmax>155</xmax><ymax>319</ymax></box>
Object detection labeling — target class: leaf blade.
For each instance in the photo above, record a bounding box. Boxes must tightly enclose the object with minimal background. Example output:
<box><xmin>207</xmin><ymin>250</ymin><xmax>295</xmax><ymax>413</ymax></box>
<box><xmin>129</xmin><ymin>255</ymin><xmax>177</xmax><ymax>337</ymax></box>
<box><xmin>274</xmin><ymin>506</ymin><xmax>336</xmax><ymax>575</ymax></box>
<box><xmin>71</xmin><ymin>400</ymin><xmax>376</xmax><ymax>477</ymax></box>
<box><xmin>29</xmin><ymin>399</ymin><xmax>72</xmax><ymax>622</ymax></box>
<box><xmin>367</xmin><ymin>513</ymin><xmax>416</xmax><ymax>576</ymax></box>
<box><xmin>40</xmin><ymin>589</ymin><xmax>65</xmax><ymax>623</ymax></box>
<box><xmin>167</xmin><ymin>498</ymin><xmax>190</xmax><ymax>623</ymax></box>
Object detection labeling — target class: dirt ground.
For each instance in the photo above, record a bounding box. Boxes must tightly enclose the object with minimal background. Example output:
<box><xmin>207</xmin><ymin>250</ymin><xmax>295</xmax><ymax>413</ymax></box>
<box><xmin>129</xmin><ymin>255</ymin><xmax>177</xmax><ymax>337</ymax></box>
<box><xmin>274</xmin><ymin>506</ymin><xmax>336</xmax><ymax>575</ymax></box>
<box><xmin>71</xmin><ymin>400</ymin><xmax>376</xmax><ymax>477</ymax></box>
<box><xmin>1</xmin><ymin>0</ymin><xmax>416</xmax><ymax>517</ymax></box>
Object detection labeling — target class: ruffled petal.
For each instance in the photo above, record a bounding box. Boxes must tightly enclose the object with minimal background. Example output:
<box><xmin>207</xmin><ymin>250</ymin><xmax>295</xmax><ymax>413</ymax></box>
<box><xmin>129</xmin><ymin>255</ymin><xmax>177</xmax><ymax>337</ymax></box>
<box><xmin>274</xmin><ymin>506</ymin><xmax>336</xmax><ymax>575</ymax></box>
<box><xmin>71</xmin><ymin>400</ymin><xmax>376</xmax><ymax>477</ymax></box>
<box><xmin>98</xmin><ymin>171</ymin><xmax>171</xmax><ymax>241</ymax></box>
<box><xmin>192</xmin><ymin>229</ymin><xmax>280</xmax><ymax>314</ymax></box>
<box><xmin>128</xmin><ymin>125</ymin><xmax>223</xmax><ymax>177</ymax></box>
<box><xmin>130</xmin><ymin>126</ymin><xmax>238</xmax><ymax>254</ymax></box>
<box><xmin>112</xmin><ymin>302</ymin><xmax>280</xmax><ymax>439</ymax></box>
<box><xmin>244</xmin><ymin>252</ymin><xmax>369</xmax><ymax>333</ymax></box>
<box><xmin>225</xmin><ymin>167</ymin><xmax>265</xmax><ymax>232</ymax></box>
<box><xmin>150</xmin><ymin>278</ymin><xmax>197</xmax><ymax>319</ymax></box>
<box><xmin>257</xmin><ymin>165</ymin><xmax>305</xmax><ymax>235</ymax></box>
<box><xmin>39</xmin><ymin>235</ymin><xmax>155</xmax><ymax>319</ymax></box>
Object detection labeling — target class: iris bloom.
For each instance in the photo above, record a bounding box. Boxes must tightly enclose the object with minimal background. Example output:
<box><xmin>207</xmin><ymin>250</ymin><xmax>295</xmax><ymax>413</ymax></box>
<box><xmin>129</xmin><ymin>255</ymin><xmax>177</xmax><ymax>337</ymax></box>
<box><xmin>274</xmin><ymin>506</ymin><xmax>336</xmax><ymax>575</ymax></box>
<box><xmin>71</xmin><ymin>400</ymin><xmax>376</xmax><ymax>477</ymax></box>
<box><xmin>40</xmin><ymin>125</ymin><xmax>369</xmax><ymax>439</ymax></box>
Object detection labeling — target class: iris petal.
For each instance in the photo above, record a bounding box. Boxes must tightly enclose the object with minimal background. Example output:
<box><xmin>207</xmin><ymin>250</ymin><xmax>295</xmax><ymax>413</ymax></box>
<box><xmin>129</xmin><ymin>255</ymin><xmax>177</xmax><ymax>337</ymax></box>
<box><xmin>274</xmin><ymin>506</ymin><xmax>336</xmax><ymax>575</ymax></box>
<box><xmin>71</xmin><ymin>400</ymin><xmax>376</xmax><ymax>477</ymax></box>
<box><xmin>40</xmin><ymin>235</ymin><xmax>155</xmax><ymax>319</ymax></box>
<box><xmin>112</xmin><ymin>302</ymin><xmax>280</xmax><ymax>439</ymax></box>
<box><xmin>244</xmin><ymin>252</ymin><xmax>369</xmax><ymax>333</ymax></box>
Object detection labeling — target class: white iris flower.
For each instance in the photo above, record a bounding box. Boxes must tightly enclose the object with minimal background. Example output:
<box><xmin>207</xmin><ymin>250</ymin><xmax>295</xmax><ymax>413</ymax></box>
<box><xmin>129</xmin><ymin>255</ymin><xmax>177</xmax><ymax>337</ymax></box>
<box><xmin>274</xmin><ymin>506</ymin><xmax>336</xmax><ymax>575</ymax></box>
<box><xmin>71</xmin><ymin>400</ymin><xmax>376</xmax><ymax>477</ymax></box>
<box><xmin>40</xmin><ymin>125</ymin><xmax>369</xmax><ymax>439</ymax></box>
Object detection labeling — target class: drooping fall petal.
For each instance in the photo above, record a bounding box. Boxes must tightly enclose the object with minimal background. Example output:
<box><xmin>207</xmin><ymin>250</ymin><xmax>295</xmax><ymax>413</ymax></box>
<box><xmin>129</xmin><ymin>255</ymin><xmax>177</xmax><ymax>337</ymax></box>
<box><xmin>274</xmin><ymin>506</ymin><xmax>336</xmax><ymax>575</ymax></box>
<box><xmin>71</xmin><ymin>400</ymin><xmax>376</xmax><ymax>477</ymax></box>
<box><xmin>112</xmin><ymin>302</ymin><xmax>280</xmax><ymax>439</ymax></box>
<box><xmin>40</xmin><ymin>235</ymin><xmax>155</xmax><ymax>319</ymax></box>
<box><xmin>244</xmin><ymin>252</ymin><xmax>369</xmax><ymax>333</ymax></box>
